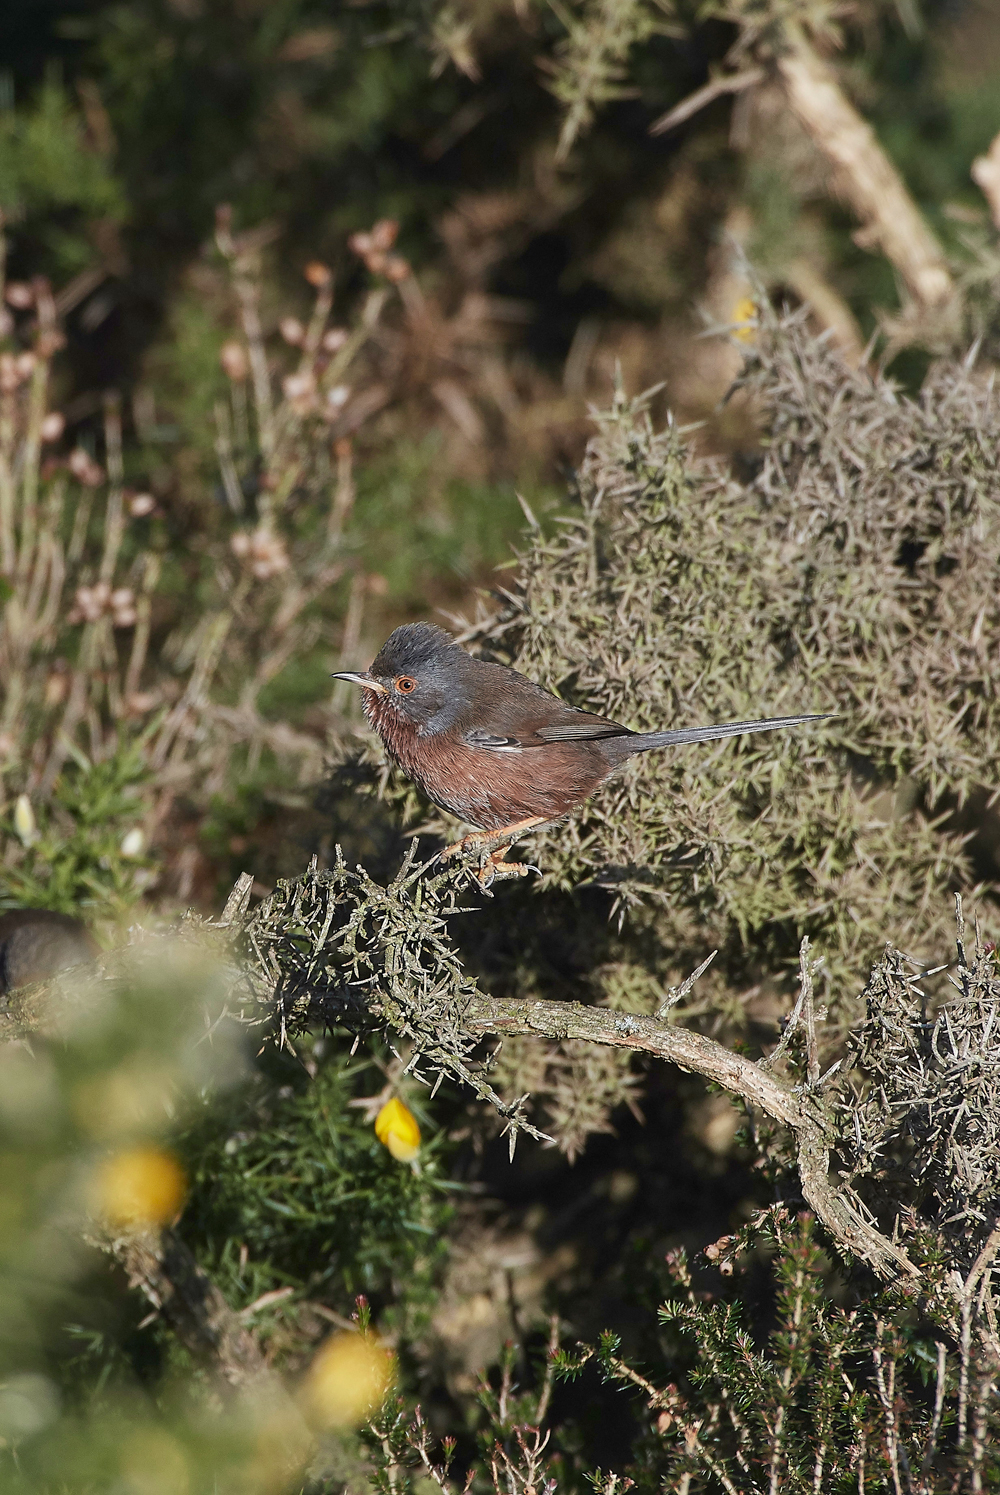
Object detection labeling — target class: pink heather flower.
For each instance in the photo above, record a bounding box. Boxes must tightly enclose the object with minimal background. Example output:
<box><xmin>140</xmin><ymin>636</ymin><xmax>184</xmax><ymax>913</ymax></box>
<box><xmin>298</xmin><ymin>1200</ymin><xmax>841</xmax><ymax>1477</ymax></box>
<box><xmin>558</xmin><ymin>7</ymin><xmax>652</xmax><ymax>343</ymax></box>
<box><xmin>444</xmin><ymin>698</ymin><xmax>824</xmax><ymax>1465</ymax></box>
<box><xmin>219</xmin><ymin>340</ymin><xmax>249</xmax><ymax>381</ymax></box>
<box><xmin>4</xmin><ymin>282</ymin><xmax>34</xmax><ymax>310</ymax></box>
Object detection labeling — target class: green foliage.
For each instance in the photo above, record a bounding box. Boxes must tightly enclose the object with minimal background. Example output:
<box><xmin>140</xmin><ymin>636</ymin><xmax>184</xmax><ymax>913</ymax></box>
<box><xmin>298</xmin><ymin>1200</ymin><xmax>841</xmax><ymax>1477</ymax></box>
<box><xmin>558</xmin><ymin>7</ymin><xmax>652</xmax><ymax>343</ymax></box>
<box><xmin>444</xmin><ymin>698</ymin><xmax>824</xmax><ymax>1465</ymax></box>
<box><xmin>0</xmin><ymin>75</ymin><xmax>125</xmax><ymax>275</ymax></box>
<box><xmin>572</xmin><ymin>1213</ymin><xmax>989</xmax><ymax>1493</ymax></box>
<box><xmin>469</xmin><ymin>303</ymin><xmax>1000</xmax><ymax>1016</ymax></box>
<box><xmin>350</xmin><ymin>1204</ymin><xmax>999</xmax><ymax>1489</ymax></box>
<box><xmin>351</xmin><ymin>438</ymin><xmax>558</xmax><ymax>605</ymax></box>
<box><xmin>1</xmin><ymin>743</ymin><xmax>154</xmax><ymax>918</ymax></box>
<box><xmin>4</xmin><ymin>5</ymin><xmax>1000</xmax><ymax>1487</ymax></box>
<box><xmin>0</xmin><ymin>938</ymin><xmax>261</xmax><ymax>1488</ymax></box>
<box><xmin>178</xmin><ymin>1043</ymin><xmax>455</xmax><ymax>1346</ymax></box>
<box><xmin>84</xmin><ymin>0</ymin><xmax>464</xmax><ymax>249</ymax></box>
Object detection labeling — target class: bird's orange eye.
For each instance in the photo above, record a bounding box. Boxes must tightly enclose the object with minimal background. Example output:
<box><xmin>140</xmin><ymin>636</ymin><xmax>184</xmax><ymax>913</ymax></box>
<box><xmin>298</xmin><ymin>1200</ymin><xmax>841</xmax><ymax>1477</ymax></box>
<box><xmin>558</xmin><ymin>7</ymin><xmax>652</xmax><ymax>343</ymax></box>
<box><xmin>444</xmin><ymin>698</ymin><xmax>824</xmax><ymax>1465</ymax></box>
<box><xmin>395</xmin><ymin>676</ymin><xmax>416</xmax><ymax>694</ymax></box>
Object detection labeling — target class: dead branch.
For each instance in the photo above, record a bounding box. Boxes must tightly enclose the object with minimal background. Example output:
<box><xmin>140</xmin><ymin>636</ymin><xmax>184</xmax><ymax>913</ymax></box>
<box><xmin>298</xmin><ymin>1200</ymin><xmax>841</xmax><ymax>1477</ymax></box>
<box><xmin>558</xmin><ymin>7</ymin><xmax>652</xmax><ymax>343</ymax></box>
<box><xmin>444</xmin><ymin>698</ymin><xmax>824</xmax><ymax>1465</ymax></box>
<box><xmin>105</xmin><ymin>1225</ymin><xmax>271</xmax><ymax>1389</ymax></box>
<box><xmin>972</xmin><ymin>130</ymin><xmax>1000</xmax><ymax>233</ymax></box>
<box><xmin>775</xmin><ymin>42</ymin><xmax>955</xmax><ymax>317</ymax></box>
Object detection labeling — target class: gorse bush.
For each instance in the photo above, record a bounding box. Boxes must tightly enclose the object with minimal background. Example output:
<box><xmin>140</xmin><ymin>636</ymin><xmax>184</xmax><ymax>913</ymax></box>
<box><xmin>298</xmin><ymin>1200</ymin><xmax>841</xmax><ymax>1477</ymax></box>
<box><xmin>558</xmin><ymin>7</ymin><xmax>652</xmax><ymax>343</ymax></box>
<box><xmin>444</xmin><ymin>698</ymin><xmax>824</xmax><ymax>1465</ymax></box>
<box><xmin>468</xmin><ymin>301</ymin><xmax>1000</xmax><ymax>1014</ymax></box>
<box><xmin>177</xmin><ymin>1043</ymin><xmax>455</xmax><ymax>1352</ymax></box>
<box><xmin>1</xmin><ymin>742</ymin><xmax>152</xmax><ymax>918</ymax></box>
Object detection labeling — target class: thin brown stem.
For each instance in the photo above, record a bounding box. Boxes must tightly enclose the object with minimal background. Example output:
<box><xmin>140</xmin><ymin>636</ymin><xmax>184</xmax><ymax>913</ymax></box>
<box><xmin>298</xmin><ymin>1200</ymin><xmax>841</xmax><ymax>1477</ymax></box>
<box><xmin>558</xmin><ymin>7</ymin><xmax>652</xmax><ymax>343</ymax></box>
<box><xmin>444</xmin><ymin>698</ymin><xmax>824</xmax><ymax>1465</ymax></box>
<box><xmin>98</xmin><ymin>394</ymin><xmax>125</xmax><ymax>585</ymax></box>
<box><xmin>0</xmin><ymin>388</ymin><xmax>17</xmax><ymax>574</ymax></box>
<box><xmin>124</xmin><ymin>551</ymin><xmax>161</xmax><ymax>702</ymax></box>
<box><xmin>328</xmin><ymin>435</ymin><xmax>355</xmax><ymax>542</ymax></box>
<box><xmin>16</xmin><ymin>347</ymin><xmax>49</xmax><ymax>585</ymax></box>
<box><xmin>920</xmin><ymin>1342</ymin><xmax>948</xmax><ymax>1485</ymax></box>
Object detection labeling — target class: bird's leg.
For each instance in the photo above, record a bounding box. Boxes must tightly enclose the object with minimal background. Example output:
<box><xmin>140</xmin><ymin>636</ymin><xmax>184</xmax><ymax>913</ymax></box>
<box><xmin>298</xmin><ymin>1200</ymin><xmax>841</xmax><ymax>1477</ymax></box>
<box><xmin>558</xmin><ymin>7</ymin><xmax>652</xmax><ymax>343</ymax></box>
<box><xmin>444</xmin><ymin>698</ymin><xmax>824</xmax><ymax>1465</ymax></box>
<box><xmin>440</xmin><ymin>817</ymin><xmax>546</xmax><ymax>862</ymax></box>
<box><xmin>440</xmin><ymin>817</ymin><xmax>548</xmax><ymax>887</ymax></box>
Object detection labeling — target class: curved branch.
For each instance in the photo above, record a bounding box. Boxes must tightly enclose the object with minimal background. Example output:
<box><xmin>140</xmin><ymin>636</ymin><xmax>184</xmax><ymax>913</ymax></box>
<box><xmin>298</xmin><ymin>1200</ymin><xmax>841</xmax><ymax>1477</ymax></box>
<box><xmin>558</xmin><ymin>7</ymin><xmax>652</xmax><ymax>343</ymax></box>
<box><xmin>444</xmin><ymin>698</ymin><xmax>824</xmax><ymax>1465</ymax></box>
<box><xmin>463</xmin><ymin>992</ymin><xmax>921</xmax><ymax>1288</ymax></box>
<box><xmin>463</xmin><ymin>993</ymin><xmax>802</xmax><ymax>1124</ymax></box>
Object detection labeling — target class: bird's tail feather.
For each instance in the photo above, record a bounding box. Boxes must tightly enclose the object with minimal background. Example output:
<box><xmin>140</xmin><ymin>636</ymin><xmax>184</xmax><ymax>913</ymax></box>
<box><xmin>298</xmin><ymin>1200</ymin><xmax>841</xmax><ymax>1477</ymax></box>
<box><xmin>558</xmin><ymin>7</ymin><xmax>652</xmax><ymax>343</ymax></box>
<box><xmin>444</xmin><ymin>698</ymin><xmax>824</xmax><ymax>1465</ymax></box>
<box><xmin>633</xmin><ymin>713</ymin><xmax>833</xmax><ymax>751</ymax></box>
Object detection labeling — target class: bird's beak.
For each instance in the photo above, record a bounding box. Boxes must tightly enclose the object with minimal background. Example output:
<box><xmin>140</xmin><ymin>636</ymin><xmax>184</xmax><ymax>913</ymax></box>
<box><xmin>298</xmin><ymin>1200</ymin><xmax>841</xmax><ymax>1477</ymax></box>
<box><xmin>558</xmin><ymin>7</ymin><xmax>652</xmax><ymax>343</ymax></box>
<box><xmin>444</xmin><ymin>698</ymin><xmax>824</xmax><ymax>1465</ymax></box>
<box><xmin>330</xmin><ymin>671</ymin><xmax>388</xmax><ymax>695</ymax></box>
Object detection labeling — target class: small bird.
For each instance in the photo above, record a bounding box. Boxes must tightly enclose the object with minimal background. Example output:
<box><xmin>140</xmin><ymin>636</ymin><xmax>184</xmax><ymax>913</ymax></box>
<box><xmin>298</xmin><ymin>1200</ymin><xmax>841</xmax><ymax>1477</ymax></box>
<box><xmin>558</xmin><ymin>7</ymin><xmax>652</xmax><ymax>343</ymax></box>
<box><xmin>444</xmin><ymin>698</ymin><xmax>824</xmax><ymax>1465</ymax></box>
<box><xmin>0</xmin><ymin>909</ymin><xmax>96</xmax><ymax>996</ymax></box>
<box><xmin>333</xmin><ymin>623</ymin><xmax>830</xmax><ymax>880</ymax></box>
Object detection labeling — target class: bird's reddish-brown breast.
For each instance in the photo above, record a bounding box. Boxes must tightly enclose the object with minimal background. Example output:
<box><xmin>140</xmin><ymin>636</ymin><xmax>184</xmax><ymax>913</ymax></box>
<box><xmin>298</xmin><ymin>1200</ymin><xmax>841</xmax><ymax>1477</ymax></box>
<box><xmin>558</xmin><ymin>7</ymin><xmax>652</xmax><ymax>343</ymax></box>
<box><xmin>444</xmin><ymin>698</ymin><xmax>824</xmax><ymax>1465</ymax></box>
<box><xmin>364</xmin><ymin>694</ymin><xmax>609</xmax><ymax>829</ymax></box>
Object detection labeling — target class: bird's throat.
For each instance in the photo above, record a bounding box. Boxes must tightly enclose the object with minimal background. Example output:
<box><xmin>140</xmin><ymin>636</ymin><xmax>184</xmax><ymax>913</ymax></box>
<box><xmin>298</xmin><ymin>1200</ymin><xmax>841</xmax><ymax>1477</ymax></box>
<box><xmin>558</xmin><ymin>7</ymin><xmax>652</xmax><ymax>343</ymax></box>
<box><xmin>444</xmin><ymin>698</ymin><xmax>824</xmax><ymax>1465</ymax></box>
<box><xmin>362</xmin><ymin>691</ymin><xmax>413</xmax><ymax>751</ymax></box>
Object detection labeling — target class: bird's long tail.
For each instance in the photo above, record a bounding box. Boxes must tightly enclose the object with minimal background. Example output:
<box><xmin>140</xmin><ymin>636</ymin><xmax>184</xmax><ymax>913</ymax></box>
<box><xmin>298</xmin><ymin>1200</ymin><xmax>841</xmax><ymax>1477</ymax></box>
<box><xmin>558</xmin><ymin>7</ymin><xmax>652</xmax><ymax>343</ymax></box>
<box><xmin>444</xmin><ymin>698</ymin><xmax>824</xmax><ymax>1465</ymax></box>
<box><xmin>631</xmin><ymin>713</ymin><xmax>832</xmax><ymax>752</ymax></box>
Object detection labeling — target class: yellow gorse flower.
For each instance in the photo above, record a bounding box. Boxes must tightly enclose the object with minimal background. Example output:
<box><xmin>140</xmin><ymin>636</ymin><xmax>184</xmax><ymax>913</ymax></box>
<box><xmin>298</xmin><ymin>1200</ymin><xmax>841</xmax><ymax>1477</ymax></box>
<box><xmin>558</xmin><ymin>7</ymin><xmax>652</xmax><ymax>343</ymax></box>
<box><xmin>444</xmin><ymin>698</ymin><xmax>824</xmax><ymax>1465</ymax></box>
<box><xmin>93</xmin><ymin>1146</ymin><xmax>187</xmax><ymax>1227</ymax></box>
<box><xmin>303</xmin><ymin>1331</ymin><xmax>394</xmax><ymax>1427</ymax></box>
<box><xmin>732</xmin><ymin>295</ymin><xmax>757</xmax><ymax>344</ymax></box>
<box><xmin>374</xmin><ymin>1097</ymin><xmax>421</xmax><ymax>1162</ymax></box>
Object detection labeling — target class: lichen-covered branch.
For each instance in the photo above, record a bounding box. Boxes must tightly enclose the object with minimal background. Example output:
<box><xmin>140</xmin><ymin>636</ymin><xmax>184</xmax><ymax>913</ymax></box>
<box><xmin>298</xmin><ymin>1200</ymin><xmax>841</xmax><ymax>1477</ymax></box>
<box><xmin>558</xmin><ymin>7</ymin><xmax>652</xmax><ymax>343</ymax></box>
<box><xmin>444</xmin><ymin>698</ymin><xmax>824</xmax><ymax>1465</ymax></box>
<box><xmin>460</xmin><ymin>987</ymin><xmax>920</xmax><ymax>1289</ymax></box>
<box><xmin>461</xmin><ymin>991</ymin><xmax>801</xmax><ymax>1124</ymax></box>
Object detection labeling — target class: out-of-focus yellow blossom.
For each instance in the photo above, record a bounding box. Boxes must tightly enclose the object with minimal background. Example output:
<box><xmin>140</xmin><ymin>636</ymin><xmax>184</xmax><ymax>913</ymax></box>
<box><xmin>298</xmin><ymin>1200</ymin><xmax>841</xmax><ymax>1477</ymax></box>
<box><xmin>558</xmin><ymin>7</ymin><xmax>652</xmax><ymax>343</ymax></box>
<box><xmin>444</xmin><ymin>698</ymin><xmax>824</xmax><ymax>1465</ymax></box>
<box><xmin>732</xmin><ymin>296</ymin><xmax>757</xmax><ymax>343</ymax></box>
<box><xmin>93</xmin><ymin>1146</ymin><xmax>187</xmax><ymax>1227</ymax></box>
<box><xmin>374</xmin><ymin>1097</ymin><xmax>421</xmax><ymax>1162</ymax></box>
<box><xmin>119</xmin><ymin>1429</ymin><xmax>190</xmax><ymax>1495</ymax></box>
<box><xmin>302</xmin><ymin>1331</ymin><xmax>393</xmax><ymax>1428</ymax></box>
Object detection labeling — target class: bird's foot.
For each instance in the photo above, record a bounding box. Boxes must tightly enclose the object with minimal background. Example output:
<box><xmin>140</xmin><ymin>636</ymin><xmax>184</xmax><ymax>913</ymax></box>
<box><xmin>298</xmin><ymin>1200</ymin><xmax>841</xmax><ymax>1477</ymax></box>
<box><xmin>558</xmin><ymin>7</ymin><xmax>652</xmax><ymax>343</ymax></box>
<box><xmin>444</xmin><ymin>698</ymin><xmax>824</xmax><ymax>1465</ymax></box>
<box><xmin>439</xmin><ymin>817</ymin><xmax>547</xmax><ymax>889</ymax></box>
<box><xmin>440</xmin><ymin>816</ymin><xmax>546</xmax><ymax>863</ymax></box>
<box><xmin>475</xmin><ymin>849</ymin><xmax>539</xmax><ymax>889</ymax></box>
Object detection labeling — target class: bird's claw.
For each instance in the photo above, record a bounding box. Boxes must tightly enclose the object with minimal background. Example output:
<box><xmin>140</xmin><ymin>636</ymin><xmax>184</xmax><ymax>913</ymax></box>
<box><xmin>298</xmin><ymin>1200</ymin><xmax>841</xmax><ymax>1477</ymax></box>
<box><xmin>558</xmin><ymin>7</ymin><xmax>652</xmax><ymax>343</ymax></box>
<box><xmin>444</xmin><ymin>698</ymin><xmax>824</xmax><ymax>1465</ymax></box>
<box><xmin>476</xmin><ymin>856</ymin><xmax>535</xmax><ymax>888</ymax></box>
<box><xmin>440</xmin><ymin>816</ymin><xmax>547</xmax><ymax>864</ymax></box>
<box><xmin>438</xmin><ymin>817</ymin><xmax>548</xmax><ymax>888</ymax></box>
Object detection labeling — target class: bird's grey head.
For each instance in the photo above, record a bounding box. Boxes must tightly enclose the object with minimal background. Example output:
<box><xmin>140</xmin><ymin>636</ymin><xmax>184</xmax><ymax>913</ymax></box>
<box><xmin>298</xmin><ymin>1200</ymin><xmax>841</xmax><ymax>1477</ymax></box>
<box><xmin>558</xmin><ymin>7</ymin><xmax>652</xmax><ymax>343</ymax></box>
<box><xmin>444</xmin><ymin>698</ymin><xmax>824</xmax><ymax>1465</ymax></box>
<box><xmin>331</xmin><ymin>622</ymin><xmax>473</xmax><ymax>731</ymax></box>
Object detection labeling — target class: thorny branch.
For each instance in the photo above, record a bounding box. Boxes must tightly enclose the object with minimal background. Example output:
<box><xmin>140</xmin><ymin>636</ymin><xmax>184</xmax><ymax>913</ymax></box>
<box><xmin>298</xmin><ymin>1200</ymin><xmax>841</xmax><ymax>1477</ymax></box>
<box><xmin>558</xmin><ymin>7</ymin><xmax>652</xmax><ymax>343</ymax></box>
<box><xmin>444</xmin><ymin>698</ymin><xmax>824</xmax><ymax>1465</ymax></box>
<box><xmin>217</xmin><ymin>851</ymin><xmax>998</xmax><ymax>1363</ymax></box>
<box><xmin>7</xmin><ymin>818</ymin><xmax>1000</xmax><ymax>1420</ymax></box>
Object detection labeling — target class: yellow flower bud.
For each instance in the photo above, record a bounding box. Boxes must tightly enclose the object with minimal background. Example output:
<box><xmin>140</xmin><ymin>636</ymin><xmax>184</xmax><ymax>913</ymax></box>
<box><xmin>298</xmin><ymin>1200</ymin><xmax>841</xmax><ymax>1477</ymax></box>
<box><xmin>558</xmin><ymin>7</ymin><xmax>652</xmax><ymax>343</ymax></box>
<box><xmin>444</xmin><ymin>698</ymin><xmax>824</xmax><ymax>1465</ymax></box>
<box><xmin>93</xmin><ymin>1146</ymin><xmax>187</xmax><ymax>1227</ymax></box>
<box><xmin>374</xmin><ymin>1097</ymin><xmax>421</xmax><ymax>1163</ymax></box>
<box><xmin>732</xmin><ymin>296</ymin><xmax>757</xmax><ymax>344</ymax></box>
<box><xmin>303</xmin><ymin>1332</ymin><xmax>393</xmax><ymax>1428</ymax></box>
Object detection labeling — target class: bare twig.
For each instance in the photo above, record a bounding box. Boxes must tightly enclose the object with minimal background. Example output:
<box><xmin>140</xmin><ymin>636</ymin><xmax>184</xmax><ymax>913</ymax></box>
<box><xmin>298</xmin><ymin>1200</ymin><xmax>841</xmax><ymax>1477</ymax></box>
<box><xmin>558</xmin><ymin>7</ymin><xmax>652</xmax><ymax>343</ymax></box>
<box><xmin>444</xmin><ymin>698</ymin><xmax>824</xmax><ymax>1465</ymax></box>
<box><xmin>649</xmin><ymin>66</ymin><xmax>764</xmax><ymax>135</ymax></box>
<box><xmin>655</xmin><ymin>949</ymin><xmax>717</xmax><ymax>1019</ymax></box>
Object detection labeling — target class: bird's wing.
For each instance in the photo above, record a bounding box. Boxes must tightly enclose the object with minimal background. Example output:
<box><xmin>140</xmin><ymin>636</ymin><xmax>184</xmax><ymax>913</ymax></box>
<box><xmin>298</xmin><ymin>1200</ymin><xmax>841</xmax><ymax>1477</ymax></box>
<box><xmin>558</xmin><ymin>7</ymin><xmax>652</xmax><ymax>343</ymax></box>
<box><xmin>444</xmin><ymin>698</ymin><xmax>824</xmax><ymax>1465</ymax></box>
<box><xmin>533</xmin><ymin>718</ymin><xmax>634</xmax><ymax>743</ymax></box>
<box><xmin>463</xmin><ymin>708</ymin><xmax>632</xmax><ymax>751</ymax></box>
<box><xmin>463</xmin><ymin>727</ymin><xmax>522</xmax><ymax>750</ymax></box>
